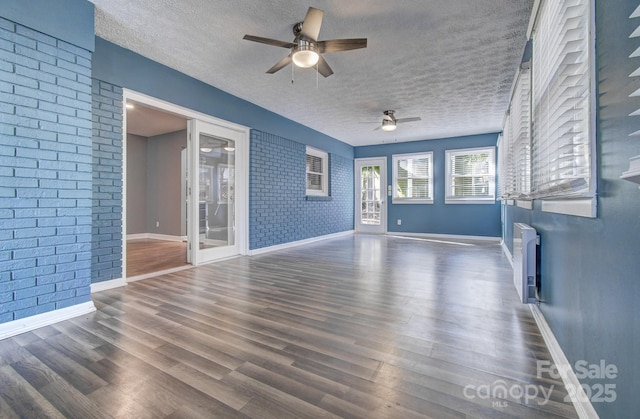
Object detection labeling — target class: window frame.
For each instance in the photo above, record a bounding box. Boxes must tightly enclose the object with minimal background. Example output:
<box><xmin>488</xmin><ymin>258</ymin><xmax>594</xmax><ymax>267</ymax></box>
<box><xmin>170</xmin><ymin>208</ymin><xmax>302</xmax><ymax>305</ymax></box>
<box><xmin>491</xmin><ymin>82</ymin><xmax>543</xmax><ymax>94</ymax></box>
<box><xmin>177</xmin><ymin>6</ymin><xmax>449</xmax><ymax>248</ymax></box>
<box><xmin>392</xmin><ymin>152</ymin><xmax>434</xmax><ymax>204</ymax></box>
<box><xmin>305</xmin><ymin>146</ymin><xmax>329</xmax><ymax>196</ymax></box>
<box><xmin>527</xmin><ymin>0</ymin><xmax>596</xmax><ymax>217</ymax></box>
<box><xmin>445</xmin><ymin>146</ymin><xmax>496</xmax><ymax>205</ymax></box>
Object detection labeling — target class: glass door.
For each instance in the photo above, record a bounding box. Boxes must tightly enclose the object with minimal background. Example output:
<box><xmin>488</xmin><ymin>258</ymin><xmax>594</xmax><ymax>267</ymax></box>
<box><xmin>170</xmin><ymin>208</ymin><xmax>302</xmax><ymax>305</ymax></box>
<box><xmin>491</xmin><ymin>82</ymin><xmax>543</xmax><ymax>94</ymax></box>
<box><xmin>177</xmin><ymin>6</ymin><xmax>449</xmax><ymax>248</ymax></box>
<box><xmin>188</xmin><ymin>119</ymin><xmax>246</xmax><ymax>264</ymax></box>
<box><xmin>355</xmin><ymin>158</ymin><xmax>387</xmax><ymax>234</ymax></box>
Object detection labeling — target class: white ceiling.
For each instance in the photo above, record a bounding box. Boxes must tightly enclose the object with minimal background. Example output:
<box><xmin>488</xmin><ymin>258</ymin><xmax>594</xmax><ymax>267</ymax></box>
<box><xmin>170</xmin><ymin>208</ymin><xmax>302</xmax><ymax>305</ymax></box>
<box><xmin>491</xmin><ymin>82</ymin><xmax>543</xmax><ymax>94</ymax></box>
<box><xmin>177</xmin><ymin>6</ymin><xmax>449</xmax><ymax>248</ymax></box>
<box><xmin>90</xmin><ymin>0</ymin><xmax>533</xmax><ymax>147</ymax></box>
<box><xmin>126</xmin><ymin>100</ymin><xmax>187</xmax><ymax>137</ymax></box>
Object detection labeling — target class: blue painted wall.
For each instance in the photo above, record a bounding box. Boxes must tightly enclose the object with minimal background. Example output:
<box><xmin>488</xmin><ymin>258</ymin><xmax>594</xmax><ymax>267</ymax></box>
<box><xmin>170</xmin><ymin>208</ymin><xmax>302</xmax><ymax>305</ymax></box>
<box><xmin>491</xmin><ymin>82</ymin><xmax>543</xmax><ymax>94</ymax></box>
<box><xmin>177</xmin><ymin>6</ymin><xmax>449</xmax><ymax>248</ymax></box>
<box><xmin>355</xmin><ymin>133</ymin><xmax>501</xmax><ymax>237</ymax></box>
<box><xmin>0</xmin><ymin>6</ymin><xmax>94</xmax><ymax>321</ymax></box>
<box><xmin>0</xmin><ymin>0</ymin><xmax>95</xmax><ymax>53</ymax></box>
<box><xmin>91</xmin><ymin>79</ymin><xmax>123</xmax><ymax>284</ymax></box>
<box><xmin>250</xmin><ymin>130</ymin><xmax>353</xmax><ymax>249</ymax></box>
<box><xmin>503</xmin><ymin>1</ymin><xmax>640</xmax><ymax>416</ymax></box>
<box><xmin>92</xmin><ymin>38</ymin><xmax>353</xmax><ymax>159</ymax></box>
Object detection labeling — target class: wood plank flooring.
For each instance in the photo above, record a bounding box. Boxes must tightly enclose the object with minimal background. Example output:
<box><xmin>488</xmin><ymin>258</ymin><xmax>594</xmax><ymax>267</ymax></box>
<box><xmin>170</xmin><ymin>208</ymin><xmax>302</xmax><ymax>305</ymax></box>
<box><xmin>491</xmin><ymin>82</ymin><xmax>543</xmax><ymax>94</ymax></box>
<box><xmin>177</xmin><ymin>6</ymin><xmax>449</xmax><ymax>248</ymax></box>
<box><xmin>126</xmin><ymin>239</ymin><xmax>188</xmax><ymax>277</ymax></box>
<box><xmin>0</xmin><ymin>235</ymin><xmax>578</xmax><ymax>418</ymax></box>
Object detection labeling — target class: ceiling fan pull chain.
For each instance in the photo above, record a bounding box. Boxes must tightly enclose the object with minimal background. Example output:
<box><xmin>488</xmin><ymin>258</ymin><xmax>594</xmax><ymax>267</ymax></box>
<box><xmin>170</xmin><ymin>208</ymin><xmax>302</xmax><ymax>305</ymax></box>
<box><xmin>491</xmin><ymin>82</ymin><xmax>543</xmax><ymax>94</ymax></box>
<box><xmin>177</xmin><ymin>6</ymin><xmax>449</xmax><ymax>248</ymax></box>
<box><xmin>291</xmin><ymin>61</ymin><xmax>294</xmax><ymax>84</ymax></box>
<box><xmin>316</xmin><ymin>61</ymin><xmax>319</xmax><ymax>88</ymax></box>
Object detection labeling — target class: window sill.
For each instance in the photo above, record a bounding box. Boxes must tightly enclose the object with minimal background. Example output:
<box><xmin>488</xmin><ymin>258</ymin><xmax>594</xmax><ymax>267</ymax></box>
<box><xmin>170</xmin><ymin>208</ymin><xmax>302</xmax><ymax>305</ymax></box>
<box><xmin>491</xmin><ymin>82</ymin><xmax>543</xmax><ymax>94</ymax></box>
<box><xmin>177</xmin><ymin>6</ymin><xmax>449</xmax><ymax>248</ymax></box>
<box><xmin>305</xmin><ymin>195</ymin><xmax>332</xmax><ymax>201</ymax></box>
<box><xmin>516</xmin><ymin>200</ymin><xmax>533</xmax><ymax>209</ymax></box>
<box><xmin>540</xmin><ymin>197</ymin><xmax>596</xmax><ymax>218</ymax></box>
<box><xmin>392</xmin><ymin>198</ymin><xmax>433</xmax><ymax>205</ymax></box>
<box><xmin>445</xmin><ymin>199</ymin><xmax>496</xmax><ymax>205</ymax></box>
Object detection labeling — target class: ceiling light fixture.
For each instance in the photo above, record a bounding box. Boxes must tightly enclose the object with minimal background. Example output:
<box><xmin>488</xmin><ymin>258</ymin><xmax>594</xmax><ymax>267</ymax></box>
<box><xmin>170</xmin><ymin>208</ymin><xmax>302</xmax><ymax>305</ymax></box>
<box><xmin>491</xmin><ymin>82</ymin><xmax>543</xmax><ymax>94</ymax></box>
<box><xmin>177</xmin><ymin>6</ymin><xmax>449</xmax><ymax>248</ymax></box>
<box><xmin>291</xmin><ymin>40</ymin><xmax>319</xmax><ymax>68</ymax></box>
<box><xmin>200</xmin><ymin>147</ymin><xmax>212</xmax><ymax>153</ymax></box>
<box><xmin>381</xmin><ymin>119</ymin><xmax>397</xmax><ymax>132</ymax></box>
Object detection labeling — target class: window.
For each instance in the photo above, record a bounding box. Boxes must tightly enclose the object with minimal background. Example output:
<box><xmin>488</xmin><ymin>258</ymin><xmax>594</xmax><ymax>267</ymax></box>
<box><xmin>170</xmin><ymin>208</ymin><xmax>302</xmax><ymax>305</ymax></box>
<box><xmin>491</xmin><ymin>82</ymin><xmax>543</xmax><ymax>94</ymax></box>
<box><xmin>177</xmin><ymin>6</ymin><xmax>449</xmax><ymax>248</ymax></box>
<box><xmin>530</xmin><ymin>0</ymin><xmax>595</xmax><ymax>209</ymax></box>
<box><xmin>306</xmin><ymin>146</ymin><xmax>328</xmax><ymax>196</ymax></box>
<box><xmin>499</xmin><ymin>63</ymin><xmax>531</xmax><ymax>201</ymax></box>
<box><xmin>445</xmin><ymin>147</ymin><xmax>496</xmax><ymax>204</ymax></box>
<box><xmin>392</xmin><ymin>152</ymin><xmax>433</xmax><ymax>204</ymax></box>
<box><xmin>629</xmin><ymin>4</ymin><xmax>640</xmax><ymax>135</ymax></box>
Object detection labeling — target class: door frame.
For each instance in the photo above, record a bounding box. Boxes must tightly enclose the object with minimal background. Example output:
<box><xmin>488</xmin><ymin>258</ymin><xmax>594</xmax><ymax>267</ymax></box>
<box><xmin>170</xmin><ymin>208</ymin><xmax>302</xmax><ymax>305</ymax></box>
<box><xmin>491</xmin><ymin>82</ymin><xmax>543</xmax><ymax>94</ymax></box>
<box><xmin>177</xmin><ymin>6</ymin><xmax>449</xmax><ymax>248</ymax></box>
<box><xmin>354</xmin><ymin>157</ymin><xmax>388</xmax><ymax>234</ymax></box>
<box><xmin>188</xmin><ymin>119</ymin><xmax>248</xmax><ymax>265</ymax></box>
<box><xmin>122</xmin><ymin>89</ymin><xmax>250</xmax><ymax>279</ymax></box>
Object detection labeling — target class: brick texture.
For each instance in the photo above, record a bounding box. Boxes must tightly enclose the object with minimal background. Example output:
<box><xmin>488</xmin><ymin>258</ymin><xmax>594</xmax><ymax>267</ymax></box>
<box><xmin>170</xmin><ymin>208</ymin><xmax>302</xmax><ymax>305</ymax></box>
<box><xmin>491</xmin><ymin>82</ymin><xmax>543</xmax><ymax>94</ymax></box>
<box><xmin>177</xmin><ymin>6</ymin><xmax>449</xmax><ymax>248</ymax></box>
<box><xmin>0</xmin><ymin>17</ymin><xmax>93</xmax><ymax>321</ymax></box>
<box><xmin>90</xmin><ymin>80</ymin><xmax>123</xmax><ymax>283</ymax></box>
<box><xmin>249</xmin><ymin>130</ymin><xmax>353</xmax><ymax>249</ymax></box>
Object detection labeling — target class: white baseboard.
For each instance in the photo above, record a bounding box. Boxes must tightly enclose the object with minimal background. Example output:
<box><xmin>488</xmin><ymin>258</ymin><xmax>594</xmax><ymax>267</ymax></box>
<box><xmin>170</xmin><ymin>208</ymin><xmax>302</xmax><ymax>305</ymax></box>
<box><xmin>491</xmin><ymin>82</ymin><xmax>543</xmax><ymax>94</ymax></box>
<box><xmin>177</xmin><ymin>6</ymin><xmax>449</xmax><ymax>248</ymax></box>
<box><xmin>529</xmin><ymin>305</ymin><xmax>599</xmax><ymax>419</ymax></box>
<box><xmin>386</xmin><ymin>232</ymin><xmax>502</xmax><ymax>243</ymax></box>
<box><xmin>91</xmin><ymin>277</ymin><xmax>127</xmax><ymax>293</ymax></box>
<box><xmin>248</xmin><ymin>230</ymin><xmax>354</xmax><ymax>256</ymax></box>
<box><xmin>0</xmin><ymin>301</ymin><xmax>96</xmax><ymax>340</ymax></box>
<box><xmin>127</xmin><ymin>233</ymin><xmax>186</xmax><ymax>242</ymax></box>
<box><xmin>126</xmin><ymin>264</ymin><xmax>193</xmax><ymax>283</ymax></box>
<box><xmin>501</xmin><ymin>240</ymin><xmax>514</xmax><ymax>268</ymax></box>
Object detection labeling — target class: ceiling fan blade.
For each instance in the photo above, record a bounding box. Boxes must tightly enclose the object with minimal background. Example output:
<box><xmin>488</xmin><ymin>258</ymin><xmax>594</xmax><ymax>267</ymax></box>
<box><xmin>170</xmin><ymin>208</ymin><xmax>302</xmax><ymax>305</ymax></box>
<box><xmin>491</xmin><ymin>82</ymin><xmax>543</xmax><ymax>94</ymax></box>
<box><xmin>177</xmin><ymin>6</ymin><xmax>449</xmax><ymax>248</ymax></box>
<box><xmin>316</xmin><ymin>55</ymin><xmax>334</xmax><ymax>77</ymax></box>
<box><xmin>396</xmin><ymin>117</ymin><xmax>422</xmax><ymax>123</ymax></box>
<box><xmin>243</xmin><ymin>35</ymin><xmax>295</xmax><ymax>49</ymax></box>
<box><xmin>373</xmin><ymin>125</ymin><xmax>381</xmax><ymax>131</ymax></box>
<box><xmin>317</xmin><ymin>38</ymin><xmax>368</xmax><ymax>53</ymax></box>
<box><xmin>266</xmin><ymin>55</ymin><xmax>292</xmax><ymax>74</ymax></box>
<box><xmin>300</xmin><ymin>7</ymin><xmax>324</xmax><ymax>41</ymax></box>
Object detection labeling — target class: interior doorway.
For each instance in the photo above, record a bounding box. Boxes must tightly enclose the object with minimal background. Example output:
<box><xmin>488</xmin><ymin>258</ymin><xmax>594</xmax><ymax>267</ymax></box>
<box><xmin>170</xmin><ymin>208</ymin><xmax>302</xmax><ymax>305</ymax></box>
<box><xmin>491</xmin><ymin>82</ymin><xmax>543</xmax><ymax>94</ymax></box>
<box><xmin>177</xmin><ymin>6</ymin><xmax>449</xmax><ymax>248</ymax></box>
<box><xmin>122</xmin><ymin>90</ymin><xmax>250</xmax><ymax>281</ymax></box>
<box><xmin>125</xmin><ymin>99</ymin><xmax>190</xmax><ymax>279</ymax></box>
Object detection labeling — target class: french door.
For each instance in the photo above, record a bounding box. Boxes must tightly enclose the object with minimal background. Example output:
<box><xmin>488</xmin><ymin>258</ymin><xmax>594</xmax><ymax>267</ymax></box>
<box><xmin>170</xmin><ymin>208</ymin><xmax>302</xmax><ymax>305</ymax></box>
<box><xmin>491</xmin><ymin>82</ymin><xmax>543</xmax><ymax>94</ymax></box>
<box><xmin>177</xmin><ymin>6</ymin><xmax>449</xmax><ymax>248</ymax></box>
<box><xmin>188</xmin><ymin>119</ymin><xmax>247</xmax><ymax>264</ymax></box>
<box><xmin>355</xmin><ymin>158</ymin><xmax>387</xmax><ymax>234</ymax></box>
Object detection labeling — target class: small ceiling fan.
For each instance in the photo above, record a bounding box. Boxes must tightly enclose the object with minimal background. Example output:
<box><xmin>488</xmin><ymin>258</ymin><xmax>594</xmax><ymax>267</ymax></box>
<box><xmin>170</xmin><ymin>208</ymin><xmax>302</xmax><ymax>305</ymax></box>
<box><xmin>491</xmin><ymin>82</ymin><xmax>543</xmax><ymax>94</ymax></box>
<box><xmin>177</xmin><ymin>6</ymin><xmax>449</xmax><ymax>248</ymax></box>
<box><xmin>366</xmin><ymin>110</ymin><xmax>422</xmax><ymax>132</ymax></box>
<box><xmin>242</xmin><ymin>7</ymin><xmax>367</xmax><ymax>77</ymax></box>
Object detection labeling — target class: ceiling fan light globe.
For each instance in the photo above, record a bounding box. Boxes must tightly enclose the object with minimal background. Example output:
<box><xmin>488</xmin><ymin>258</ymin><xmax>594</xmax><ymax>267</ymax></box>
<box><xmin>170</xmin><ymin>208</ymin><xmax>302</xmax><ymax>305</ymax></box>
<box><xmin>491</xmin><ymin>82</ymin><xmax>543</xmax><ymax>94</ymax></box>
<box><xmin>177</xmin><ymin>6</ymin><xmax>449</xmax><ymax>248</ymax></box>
<box><xmin>381</xmin><ymin>120</ymin><xmax>397</xmax><ymax>131</ymax></box>
<box><xmin>292</xmin><ymin>50</ymin><xmax>319</xmax><ymax>68</ymax></box>
<box><xmin>292</xmin><ymin>40</ymin><xmax>319</xmax><ymax>68</ymax></box>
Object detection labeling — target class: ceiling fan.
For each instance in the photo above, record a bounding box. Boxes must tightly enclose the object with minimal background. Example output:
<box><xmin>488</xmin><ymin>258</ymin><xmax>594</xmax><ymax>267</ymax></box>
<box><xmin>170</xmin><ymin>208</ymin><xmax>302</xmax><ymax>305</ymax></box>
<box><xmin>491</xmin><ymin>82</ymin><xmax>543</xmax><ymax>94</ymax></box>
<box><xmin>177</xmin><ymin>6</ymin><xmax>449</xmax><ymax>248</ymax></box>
<box><xmin>242</xmin><ymin>7</ymin><xmax>367</xmax><ymax>77</ymax></box>
<box><xmin>367</xmin><ymin>110</ymin><xmax>422</xmax><ymax>132</ymax></box>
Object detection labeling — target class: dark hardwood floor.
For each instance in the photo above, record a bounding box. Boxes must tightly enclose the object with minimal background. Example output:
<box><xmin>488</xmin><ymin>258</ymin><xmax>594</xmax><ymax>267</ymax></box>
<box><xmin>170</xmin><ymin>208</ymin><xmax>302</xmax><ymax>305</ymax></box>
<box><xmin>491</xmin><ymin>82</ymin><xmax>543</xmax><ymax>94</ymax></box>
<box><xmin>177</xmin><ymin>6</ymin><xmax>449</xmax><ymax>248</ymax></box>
<box><xmin>126</xmin><ymin>239</ymin><xmax>189</xmax><ymax>277</ymax></box>
<box><xmin>0</xmin><ymin>235</ymin><xmax>578</xmax><ymax>418</ymax></box>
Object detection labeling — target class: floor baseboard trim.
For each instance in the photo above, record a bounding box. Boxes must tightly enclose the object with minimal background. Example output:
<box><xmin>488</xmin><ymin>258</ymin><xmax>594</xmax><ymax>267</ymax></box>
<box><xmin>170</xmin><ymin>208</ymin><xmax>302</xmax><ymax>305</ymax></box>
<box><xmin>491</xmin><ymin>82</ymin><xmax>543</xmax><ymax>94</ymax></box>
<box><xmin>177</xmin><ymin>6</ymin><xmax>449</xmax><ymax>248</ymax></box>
<box><xmin>529</xmin><ymin>304</ymin><xmax>599</xmax><ymax>419</ymax></box>
<box><xmin>501</xmin><ymin>240</ymin><xmax>514</xmax><ymax>268</ymax></box>
<box><xmin>248</xmin><ymin>230</ymin><xmax>355</xmax><ymax>256</ymax></box>
<box><xmin>91</xmin><ymin>278</ymin><xmax>127</xmax><ymax>293</ymax></box>
<box><xmin>127</xmin><ymin>233</ymin><xmax>186</xmax><ymax>242</ymax></box>
<box><xmin>386</xmin><ymin>232</ymin><xmax>502</xmax><ymax>243</ymax></box>
<box><xmin>126</xmin><ymin>264</ymin><xmax>193</xmax><ymax>283</ymax></box>
<box><xmin>0</xmin><ymin>301</ymin><xmax>96</xmax><ymax>340</ymax></box>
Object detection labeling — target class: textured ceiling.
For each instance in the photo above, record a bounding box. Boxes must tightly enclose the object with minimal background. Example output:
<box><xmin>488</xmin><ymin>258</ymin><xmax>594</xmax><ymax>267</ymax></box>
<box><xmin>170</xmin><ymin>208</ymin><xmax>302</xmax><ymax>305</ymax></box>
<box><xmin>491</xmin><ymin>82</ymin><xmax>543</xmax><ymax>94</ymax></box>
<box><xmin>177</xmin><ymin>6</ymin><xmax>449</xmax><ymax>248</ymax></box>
<box><xmin>89</xmin><ymin>0</ymin><xmax>533</xmax><ymax>147</ymax></box>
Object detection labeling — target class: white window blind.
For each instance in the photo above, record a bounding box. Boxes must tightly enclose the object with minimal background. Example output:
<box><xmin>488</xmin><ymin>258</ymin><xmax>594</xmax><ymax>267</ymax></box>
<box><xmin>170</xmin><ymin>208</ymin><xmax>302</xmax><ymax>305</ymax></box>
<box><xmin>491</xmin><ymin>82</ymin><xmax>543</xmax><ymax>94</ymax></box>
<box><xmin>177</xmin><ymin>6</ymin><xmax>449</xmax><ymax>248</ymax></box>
<box><xmin>446</xmin><ymin>147</ymin><xmax>496</xmax><ymax>204</ymax></box>
<box><xmin>629</xmin><ymin>4</ymin><xmax>640</xmax><ymax>136</ymax></box>
<box><xmin>530</xmin><ymin>0</ymin><xmax>592</xmax><ymax>198</ymax></box>
<box><xmin>510</xmin><ymin>64</ymin><xmax>532</xmax><ymax>198</ymax></box>
<box><xmin>498</xmin><ymin>132</ymin><xmax>510</xmax><ymax>199</ymax></box>
<box><xmin>392</xmin><ymin>152</ymin><xmax>433</xmax><ymax>204</ymax></box>
<box><xmin>306</xmin><ymin>146</ymin><xmax>328</xmax><ymax>196</ymax></box>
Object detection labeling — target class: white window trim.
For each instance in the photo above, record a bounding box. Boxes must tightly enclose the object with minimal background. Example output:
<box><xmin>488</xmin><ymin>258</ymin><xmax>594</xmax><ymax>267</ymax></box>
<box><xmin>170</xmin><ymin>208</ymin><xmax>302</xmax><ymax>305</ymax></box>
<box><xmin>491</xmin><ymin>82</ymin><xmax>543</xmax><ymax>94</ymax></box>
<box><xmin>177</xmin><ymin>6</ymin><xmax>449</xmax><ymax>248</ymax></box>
<box><xmin>392</xmin><ymin>152</ymin><xmax>434</xmax><ymax>204</ymax></box>
<box><xmin>445</xmin><ymin>146</ymin><xmax>496</xmax><ymax>205</ymax></box>
<box><xmin>528</xmin><ymin>0</ymin><xmax>597</xmax><ymax>218</ymax></box>
<box><xmin>306</xmin><ymin>146</ymin><xmax>329</xmax><ymax>196</ymax></box>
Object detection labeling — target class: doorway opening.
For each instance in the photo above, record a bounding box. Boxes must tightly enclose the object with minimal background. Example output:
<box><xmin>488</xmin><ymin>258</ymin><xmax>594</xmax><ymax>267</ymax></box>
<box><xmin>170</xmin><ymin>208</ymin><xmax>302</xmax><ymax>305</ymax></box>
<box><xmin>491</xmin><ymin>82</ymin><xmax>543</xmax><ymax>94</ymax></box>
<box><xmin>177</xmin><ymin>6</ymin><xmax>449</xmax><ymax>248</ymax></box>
<box><xmin>122</xmin><ymin>90</ymin><xmax>249</xmax><ymax>281</ymax></box>
<box><xmin>125</xmin><ymin>99</ymin><xmax>189</xmax><ymax>279</ymax></box>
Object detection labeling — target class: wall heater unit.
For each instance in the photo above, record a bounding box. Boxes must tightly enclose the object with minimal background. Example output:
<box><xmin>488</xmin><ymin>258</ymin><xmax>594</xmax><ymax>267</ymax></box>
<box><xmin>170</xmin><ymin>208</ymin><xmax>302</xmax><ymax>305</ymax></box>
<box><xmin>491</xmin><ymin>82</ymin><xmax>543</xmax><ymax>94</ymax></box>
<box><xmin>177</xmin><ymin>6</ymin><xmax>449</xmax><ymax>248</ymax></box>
<box><xmin>513</xmin><ymin>223</ymin><xmax>538</xmax><ymax>304</ymax></box>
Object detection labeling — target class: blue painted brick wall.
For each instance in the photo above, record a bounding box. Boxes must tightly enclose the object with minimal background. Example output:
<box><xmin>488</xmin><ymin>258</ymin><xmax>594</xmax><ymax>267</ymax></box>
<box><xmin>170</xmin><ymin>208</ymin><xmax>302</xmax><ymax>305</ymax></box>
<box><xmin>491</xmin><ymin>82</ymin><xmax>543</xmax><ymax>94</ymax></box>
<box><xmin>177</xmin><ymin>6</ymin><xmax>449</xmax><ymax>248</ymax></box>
<box><xmin>249</xmin><ymin>130</ymin><xmax>353</xmax><ymax>249</ymax></box>
<box><xmin>0</xmin><ymin>17</ymin><xmax>93</xmax><ymax>322</ymax></box>
<box><xmin>91</xmin><ymin>79</ymin><xmax>123</xmax><ymax>283</ymax></box>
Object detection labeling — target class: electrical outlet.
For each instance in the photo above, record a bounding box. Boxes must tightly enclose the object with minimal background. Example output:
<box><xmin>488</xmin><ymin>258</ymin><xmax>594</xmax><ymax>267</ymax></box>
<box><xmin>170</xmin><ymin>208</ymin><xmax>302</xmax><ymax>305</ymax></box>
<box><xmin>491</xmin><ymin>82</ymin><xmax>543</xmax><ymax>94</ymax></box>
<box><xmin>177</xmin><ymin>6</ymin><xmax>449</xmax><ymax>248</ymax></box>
<box><xmin>156</xmin><ymin>221</ymin><xmax>160</xmax><ymax>228</ymax></box>
<box><xmin>397</xmin><ymin>219</ymin><xmax>402</xmax><ymax>225</ymax></box>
